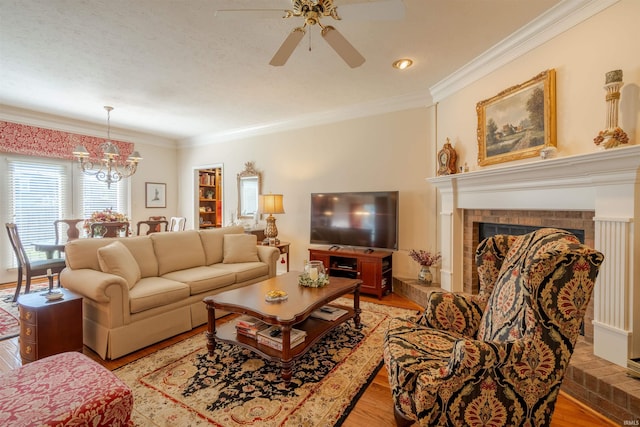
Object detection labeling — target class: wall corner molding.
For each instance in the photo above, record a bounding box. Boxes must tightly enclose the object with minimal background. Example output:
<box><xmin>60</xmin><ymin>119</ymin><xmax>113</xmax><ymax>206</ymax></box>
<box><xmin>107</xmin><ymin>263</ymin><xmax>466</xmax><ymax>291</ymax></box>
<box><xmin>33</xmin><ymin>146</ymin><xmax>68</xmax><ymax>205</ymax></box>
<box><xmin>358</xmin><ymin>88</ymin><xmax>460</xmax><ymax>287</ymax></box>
<box><xmin>429</xmin><ymin>0</ymin><xmax>620</xmax><ymax>102</ymax></box>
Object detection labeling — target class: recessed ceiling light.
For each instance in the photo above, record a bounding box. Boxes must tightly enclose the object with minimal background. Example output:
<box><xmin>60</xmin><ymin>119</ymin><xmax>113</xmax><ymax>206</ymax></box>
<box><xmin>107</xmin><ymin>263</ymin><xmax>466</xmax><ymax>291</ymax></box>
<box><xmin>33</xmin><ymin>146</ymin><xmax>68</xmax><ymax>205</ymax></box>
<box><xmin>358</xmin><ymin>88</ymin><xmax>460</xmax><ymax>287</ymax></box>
<box><xmin>392</xmin><ymin>58</ymin><xmax>413</xmax><ymax>70</ymax></box>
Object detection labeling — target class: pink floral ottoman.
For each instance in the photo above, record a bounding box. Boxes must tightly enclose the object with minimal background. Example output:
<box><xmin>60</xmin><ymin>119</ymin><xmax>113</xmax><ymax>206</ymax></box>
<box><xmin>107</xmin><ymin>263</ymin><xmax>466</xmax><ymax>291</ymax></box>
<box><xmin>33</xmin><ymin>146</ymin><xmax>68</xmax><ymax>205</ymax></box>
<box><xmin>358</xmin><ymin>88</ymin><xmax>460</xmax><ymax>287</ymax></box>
<box><xmin>0</xmin><ymin>351</ymin><xmax>133</xmax><ymax>426</ymax></box>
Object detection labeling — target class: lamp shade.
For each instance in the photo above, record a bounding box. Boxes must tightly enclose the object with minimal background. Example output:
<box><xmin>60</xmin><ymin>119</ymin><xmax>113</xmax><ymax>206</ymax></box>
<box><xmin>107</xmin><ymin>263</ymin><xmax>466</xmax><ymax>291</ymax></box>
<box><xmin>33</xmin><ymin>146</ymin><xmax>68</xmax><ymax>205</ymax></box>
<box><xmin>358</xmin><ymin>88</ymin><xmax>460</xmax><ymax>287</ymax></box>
<box><xmin>261</xmin><ymin>194</ymin><xmax>285</xmax><ymax>215</ymax></box>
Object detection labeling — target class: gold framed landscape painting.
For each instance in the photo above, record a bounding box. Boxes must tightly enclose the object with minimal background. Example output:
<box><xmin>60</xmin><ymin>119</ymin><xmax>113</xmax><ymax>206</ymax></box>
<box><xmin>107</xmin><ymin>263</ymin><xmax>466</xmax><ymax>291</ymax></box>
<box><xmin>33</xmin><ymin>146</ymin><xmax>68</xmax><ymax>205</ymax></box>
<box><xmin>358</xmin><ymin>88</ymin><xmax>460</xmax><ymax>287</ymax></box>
<box><xmin>477</xmin><ymin>69</ymin><xmax>556</xmax><ymax>166</ymax></box>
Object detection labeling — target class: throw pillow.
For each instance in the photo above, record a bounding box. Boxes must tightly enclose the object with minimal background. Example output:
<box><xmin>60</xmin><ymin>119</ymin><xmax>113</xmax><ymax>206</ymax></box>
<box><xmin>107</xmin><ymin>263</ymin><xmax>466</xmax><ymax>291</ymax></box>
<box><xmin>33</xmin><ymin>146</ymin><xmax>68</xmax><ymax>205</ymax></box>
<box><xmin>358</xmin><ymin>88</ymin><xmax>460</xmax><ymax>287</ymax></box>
<box><xmin>223</xmin><ymin>234</ymin><xmax>260</xmax><ymax>264</ymax></box>
<box><xmin>97</xmin><ymin>241</ymin><xmax>142</xmax><ymax>289</ymax></box>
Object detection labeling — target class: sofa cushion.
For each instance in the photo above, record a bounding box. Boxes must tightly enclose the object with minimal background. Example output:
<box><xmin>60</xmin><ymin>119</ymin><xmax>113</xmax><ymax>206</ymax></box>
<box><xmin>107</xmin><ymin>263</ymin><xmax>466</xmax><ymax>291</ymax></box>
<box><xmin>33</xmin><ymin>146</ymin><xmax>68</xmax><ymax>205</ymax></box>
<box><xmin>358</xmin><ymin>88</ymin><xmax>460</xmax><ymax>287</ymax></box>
<box><xmin>65</xmin><ymin>238</ymin><xmax>115</xmax><ymax>271</ymax></box>
<box><xmin>128</xmin><ymin>277</ymin><xmax>190</xmax><ymax>313</ymax></box>
<box><xmin>119</xmin><ymin>236</ymin><xmax>159</xmax><ymax>278</ymax></box>
<box><xmin>213</xmin><ymin>262</ymin><xmax>269</xmax><ymax>283</ymax></box>
<box><xmin>162</xmin><ymin>266</ymin><xmax>236</xmax><ymax>295</ymax></box>
<box><xmin>151</xmin><ymin>230</ymin><xmax>206</xmax><ymax>275</ymax></box>
<box><xmin>97</xmin><ymin>241</ymin><xmax>141</xmax><ymax>289</ymax></box>
<box><xmin>199</xmin><ymin>226</ymin><xmax>245</xmax><ymax>265</ymax></box>
<box><xmin>223</xmin><ymin>234</ymin><xmax>259</xmax><ymax>263</ymax></box>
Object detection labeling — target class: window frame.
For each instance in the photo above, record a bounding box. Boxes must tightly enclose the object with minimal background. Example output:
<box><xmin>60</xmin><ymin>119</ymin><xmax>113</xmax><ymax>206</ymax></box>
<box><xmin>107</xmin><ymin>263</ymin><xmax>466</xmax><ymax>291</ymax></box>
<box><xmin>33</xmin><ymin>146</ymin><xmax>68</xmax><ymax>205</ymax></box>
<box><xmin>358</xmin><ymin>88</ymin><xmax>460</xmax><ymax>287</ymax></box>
<box><xmin>1</xmin><ymin>154</ymin><xmax>130</xmax><ymax>281</ymax></box>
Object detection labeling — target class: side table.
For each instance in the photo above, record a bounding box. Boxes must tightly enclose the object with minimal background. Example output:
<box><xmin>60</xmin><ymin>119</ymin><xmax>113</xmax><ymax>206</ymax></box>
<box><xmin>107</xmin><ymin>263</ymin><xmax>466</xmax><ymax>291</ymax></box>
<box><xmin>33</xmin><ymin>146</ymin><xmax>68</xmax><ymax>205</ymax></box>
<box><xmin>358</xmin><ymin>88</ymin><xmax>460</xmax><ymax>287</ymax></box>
<box><xmin>18</xmin><ymin>288</ymin><xmax>83</xmax><ymax>364</ymax></box>
<box><xmin>270</xmin><ymin>241</ymin><xmax>290</xmax><ymax>272</ymax></box>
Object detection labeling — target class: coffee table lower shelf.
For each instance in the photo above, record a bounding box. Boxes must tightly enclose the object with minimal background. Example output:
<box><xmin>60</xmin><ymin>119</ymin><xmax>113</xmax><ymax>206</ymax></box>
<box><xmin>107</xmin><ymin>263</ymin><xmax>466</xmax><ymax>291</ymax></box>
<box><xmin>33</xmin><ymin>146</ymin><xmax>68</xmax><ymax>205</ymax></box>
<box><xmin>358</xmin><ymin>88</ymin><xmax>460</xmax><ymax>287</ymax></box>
<box><xmin>213</xmin><ymin>307</ymin><xmax>356</xmax><ymax>361</ymax></box>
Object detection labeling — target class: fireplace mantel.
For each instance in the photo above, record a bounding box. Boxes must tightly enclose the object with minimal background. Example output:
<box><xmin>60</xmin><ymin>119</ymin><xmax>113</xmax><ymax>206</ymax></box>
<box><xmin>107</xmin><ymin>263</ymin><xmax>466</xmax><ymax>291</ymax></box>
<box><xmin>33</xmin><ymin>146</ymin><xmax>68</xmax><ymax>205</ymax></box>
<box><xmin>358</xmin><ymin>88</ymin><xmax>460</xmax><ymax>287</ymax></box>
<box><xmin>429</xmin><ymin>145</ymin><xmax>640</xmax><ymax>211</ymax></box>
<box><xmin>427</xmin><ymin>144</ymin><xmax>640</xmax><ymax>367</ymax></box>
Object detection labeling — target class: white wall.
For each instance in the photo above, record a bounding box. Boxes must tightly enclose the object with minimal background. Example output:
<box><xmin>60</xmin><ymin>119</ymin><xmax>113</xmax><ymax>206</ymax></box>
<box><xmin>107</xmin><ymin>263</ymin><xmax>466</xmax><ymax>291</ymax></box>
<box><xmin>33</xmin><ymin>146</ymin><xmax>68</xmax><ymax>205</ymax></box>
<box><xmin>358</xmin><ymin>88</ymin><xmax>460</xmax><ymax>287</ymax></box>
<box><xmin>435</xmin><ymin>0</ymin><xmax>639</xmax><ymax>167</ymax></box>
<box><xmin>178</xmin><ymin>107</ymin><xmax>438</xmax><ymax>277</ymax></box>
<box><xmin>128</xmin><ymin>140</ymin><xmax>179</xmax><ymax>224</ymax></box>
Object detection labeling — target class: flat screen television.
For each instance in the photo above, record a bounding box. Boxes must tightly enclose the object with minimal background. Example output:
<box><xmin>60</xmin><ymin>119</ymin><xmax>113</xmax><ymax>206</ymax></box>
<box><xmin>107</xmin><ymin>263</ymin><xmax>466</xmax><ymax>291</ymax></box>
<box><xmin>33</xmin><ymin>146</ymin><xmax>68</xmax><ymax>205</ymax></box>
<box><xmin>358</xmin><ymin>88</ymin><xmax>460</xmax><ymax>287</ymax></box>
<box><xmin>310</xmin><ymin>191</ymin><xmax>399</xmax><ymax>250</ymax></box>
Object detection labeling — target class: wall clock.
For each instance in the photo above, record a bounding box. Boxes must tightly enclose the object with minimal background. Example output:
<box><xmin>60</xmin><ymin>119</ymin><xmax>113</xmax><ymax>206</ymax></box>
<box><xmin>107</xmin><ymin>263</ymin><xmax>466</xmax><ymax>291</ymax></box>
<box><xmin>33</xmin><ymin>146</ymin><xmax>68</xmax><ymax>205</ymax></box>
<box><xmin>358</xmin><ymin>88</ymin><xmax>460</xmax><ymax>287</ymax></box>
<box><xmin>437</xmin><ymin>138</ymin><xmax>458</xmax><ymax>176</ymax></box>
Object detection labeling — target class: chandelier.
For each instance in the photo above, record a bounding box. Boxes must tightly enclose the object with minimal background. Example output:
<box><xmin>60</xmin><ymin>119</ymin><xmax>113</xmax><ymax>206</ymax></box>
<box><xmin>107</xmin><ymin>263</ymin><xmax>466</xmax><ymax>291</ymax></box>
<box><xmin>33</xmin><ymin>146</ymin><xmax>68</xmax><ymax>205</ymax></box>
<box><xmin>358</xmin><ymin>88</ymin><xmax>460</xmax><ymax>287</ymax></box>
<box><xmin>72</xmin><ymin>106</ymin><xmax>142</xmax><ymax>188</ymax></box>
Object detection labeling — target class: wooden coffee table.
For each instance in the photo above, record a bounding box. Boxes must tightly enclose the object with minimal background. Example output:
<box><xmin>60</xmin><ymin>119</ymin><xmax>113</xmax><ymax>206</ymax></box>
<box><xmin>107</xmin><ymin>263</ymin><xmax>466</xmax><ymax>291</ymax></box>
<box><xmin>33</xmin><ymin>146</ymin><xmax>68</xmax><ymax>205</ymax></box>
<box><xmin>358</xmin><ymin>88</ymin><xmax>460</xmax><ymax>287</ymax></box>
<box><xmin>204</xmin><ymin>272</ymin><xmax>362</xmax><ymax>383</ymax></box>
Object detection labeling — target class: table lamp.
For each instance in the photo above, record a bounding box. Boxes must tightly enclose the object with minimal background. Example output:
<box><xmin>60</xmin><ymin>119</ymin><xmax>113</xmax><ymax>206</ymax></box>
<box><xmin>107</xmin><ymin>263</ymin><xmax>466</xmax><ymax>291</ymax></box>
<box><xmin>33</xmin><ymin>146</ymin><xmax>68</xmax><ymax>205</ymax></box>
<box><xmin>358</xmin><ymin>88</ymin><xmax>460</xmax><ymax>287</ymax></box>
<box><xmin>261</xmin><ymin>193</ymin><xmax>285</xmax><ymax>245</ymax></box>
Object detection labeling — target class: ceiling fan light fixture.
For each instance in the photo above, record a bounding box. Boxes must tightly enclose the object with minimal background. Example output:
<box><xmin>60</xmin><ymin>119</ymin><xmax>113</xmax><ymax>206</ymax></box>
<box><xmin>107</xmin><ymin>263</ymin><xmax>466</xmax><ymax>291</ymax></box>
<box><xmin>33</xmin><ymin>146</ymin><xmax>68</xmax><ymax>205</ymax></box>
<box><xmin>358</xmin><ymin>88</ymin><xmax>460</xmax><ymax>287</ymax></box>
<box><xmin>392</xmin><ymin>58</ymin><xmax>413</xmax><ymax>70</ymax></box>
<box><xmin>270</xmin><ymin>27</ymin><xmax>306</xmax><ymax>66</ymax></box>
<box><xmin>321</xmin><ymin>25</ymin><xmax>365</xmax><ymax>68</ymax></box>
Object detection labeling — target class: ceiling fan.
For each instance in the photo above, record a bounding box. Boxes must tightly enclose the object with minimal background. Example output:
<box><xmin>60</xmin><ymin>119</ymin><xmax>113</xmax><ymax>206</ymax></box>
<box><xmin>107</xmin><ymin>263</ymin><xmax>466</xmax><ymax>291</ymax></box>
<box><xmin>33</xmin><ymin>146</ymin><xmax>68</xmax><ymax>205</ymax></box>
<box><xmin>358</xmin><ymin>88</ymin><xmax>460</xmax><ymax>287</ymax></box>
<box><xmin>216</xmin><ymin>0</ymin><xmax>405</xmax><ymax>68</ymax></box>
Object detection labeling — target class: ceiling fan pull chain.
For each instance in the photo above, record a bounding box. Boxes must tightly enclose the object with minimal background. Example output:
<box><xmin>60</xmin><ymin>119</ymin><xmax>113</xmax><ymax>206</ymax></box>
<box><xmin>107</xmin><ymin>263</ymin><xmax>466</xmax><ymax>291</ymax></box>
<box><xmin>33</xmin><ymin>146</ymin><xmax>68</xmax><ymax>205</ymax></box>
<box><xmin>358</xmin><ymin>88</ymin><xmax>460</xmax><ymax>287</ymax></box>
<box><xmin>308</xmin><ymin>29</ymin><xmax>312</xmax><ymax>52</ymax></box>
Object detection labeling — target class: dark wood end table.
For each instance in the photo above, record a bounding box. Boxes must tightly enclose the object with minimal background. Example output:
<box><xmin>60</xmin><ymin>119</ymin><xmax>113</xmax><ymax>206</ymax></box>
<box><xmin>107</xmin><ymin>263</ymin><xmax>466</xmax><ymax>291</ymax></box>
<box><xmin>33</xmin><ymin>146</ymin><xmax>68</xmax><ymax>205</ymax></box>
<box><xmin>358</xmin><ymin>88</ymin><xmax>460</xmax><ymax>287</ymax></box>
<box><xmin>204</xmin><ymin>272</ymin><xmax>361</xmax><ymax>383</ymax></box>
<box><xmin>17</xmin><ymin>288</ymin><xmax>83</xmax><ymax>364</ymax></box>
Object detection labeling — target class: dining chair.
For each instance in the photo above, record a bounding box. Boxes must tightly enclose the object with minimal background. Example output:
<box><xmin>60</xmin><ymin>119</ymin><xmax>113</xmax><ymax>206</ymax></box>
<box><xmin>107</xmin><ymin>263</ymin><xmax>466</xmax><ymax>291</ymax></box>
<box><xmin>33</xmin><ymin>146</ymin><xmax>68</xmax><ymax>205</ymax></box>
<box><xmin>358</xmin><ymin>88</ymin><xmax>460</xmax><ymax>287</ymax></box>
<box><xmin>147</xmin><ymin>215</ymin><xmax>167</xmax><ymax>233</ymax></box>
<box><xmin>169</xmin><ymin>216</ymin><xmax>186</xmax><ymax>231</ymax></box>
<box><xmin>136</xmin><ymin>219</ymin><xmax>169</xmax><ymax>235</ymax></box>
<box><xmin>54</xmin><ymin>219</ymin><xmax>84</xmax><ymax>243</ymax></box>
<box><xmin>5</xmin><ymin>223</ymin><xmax>66</xmax><ymax>302</ymax></box>
<box><xmin>89</xmin><ymin>221</ymin><xmax>130</xmax><ymax>238</ymax></box>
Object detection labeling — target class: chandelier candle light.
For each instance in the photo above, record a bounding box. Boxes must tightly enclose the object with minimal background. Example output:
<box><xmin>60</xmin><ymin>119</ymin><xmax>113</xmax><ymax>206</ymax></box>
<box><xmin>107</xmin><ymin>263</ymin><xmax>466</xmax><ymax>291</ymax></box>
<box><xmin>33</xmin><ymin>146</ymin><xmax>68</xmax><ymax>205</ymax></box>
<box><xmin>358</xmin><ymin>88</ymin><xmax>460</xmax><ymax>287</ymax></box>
<box><xmin>72</xmin><ymin>106</ymin><xmax>142</xmax><ymax>188</ymax></box>
<box><xmin>261</xmin><ymin>193</ymin><xmax>285</xmax><ymax>245</ymax></box>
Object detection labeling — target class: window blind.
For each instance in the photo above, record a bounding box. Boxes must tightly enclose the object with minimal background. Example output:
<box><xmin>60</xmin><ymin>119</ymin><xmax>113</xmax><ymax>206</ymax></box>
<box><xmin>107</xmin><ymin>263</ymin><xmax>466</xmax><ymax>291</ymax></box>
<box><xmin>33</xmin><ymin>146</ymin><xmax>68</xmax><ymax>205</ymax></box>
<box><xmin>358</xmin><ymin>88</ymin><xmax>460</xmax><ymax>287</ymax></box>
<box><xmin>3</xmin><ymin>156</ymin><xmax>130</xmax><ymax>271</ymax></box>
<box><xmin>80</xmin><ymin>173</ymin><xmax>127</xmax><ymax>220</ymax></box>
<box><xmin>6</xmin><ymin>159</ymin><xmax>66</xmax><ymax>265</ymax></box>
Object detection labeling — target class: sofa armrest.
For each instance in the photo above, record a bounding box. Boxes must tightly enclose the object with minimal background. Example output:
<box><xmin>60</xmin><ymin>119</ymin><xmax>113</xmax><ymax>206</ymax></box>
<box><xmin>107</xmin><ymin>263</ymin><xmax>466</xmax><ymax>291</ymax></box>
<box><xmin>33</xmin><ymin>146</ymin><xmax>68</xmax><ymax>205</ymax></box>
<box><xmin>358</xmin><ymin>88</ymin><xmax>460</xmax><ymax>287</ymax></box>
<box><xmin>416</xmin><ymin>291</ymin><xmax>484</xmax><ymax>338</ymax></box>
<box><xmin>60</xmin><ymin>268</ymin><xmax>132</xmax><ymax>329</ymax></box>
<box><xmin>60</xmin><ymin>268</ymin><xmax>129</xmax><ymax>302</ymax></box>
<box><xmin>257</xmin><ymin>245</ymin><xmax>281</xmax><ymax>277</ymax></box>
<box><xmin>443</xmin><ymin>337</ymin><xmax>529</xmax><ymax>382</ymax></box>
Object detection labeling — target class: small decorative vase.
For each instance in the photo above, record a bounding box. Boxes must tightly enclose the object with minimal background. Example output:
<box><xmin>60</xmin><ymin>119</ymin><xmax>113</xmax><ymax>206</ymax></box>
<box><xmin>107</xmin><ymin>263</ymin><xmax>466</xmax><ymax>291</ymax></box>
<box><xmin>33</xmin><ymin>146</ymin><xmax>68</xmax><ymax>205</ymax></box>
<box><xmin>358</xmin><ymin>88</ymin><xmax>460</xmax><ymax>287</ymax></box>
<box><xmin>418</xmin><ymin>266</ymin><xmax>433</xmax><ymax>285</ymax></box>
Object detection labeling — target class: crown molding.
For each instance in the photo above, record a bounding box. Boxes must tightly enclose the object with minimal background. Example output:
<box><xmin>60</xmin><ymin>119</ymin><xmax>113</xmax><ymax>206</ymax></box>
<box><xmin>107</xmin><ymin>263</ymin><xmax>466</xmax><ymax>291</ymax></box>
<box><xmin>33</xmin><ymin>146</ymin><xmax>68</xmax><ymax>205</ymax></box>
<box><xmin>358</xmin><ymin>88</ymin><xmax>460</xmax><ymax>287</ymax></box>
<box><xmin>0</xmin><ymin>104</ymin><xmax>176</xmax><ymax>148</ymax></box>
<box><xmin>429</xmin><ymin>0</ymin><xmax>620</xmax><ymax>102</ymax></box>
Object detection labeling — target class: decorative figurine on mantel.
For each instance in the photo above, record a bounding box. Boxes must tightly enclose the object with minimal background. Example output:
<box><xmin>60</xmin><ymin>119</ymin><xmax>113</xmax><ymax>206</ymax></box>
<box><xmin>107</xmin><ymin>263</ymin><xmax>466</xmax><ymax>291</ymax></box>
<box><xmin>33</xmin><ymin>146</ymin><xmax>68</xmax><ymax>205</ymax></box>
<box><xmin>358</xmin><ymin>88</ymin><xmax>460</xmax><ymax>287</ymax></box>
<box><xmin>437</xmin><ymin>138</ymin><xmax>458</xmax><ymax>176</ymax></box>
<box><xmin>593</xmin><ymin>69</ymin><xmax>629</xmax><ymax>149</ymax></box>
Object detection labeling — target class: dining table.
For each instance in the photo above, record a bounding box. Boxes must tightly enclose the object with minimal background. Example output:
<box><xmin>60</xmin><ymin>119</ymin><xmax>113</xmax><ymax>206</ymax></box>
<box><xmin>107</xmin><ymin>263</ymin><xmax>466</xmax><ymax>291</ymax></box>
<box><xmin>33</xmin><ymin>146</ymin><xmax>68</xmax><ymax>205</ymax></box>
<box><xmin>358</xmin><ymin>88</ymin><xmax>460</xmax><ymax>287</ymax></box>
<box><xmin>33</xmin><ymin>242</ymin><xmax>66</xmax><ymax>259</ymax></box>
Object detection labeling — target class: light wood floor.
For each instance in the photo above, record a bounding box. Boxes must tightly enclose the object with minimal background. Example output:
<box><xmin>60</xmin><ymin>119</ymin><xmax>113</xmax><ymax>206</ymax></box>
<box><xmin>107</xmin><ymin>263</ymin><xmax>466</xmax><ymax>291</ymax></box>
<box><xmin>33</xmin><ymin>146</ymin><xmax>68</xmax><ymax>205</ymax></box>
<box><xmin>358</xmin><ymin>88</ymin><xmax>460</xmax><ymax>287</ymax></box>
<box><xmin>0</xmin><ymin>283</ymin><xmax>615</xmax><ymax>426</ymax></box>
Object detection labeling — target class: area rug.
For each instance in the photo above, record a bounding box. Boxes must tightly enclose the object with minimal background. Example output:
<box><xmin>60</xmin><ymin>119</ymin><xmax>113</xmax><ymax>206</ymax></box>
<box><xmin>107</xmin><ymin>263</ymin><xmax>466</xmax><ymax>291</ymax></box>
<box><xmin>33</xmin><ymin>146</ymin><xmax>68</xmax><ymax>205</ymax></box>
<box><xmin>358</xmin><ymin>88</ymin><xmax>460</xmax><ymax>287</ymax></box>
<box><xmin>115</xmin><ymin>299</ymin><xmax>417</xmax><ymax>426</ymax></box>
<box><xmin>0</xmin><ymin>282</ymin><xmax>49</xmax><ymax>341</ymax></box>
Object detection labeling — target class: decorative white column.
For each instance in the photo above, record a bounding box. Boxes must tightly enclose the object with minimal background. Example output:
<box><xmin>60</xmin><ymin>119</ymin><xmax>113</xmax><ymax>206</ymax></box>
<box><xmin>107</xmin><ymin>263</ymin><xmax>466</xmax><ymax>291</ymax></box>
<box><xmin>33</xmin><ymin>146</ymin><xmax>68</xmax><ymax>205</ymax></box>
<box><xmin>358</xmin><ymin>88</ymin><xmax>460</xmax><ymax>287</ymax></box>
<box><xmin>593</xmin><ymin>217</ymin><xmax>633</xmax><ymax>366</ymax></box>
<box><xmin>435</xmin><ymin>180</ymin><xmax>463</xmax><ymax>292</ymax></box>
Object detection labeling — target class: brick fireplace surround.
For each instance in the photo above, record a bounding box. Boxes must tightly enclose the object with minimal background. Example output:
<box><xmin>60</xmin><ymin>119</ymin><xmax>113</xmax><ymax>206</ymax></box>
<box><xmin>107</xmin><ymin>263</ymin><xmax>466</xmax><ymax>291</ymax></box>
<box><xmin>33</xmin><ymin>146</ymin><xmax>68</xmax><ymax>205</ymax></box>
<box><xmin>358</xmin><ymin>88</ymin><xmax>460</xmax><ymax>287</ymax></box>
<box><xmin>463</xmin><ymin>209</ymin><xmax>596</xmax><ymax>340</ymax></box>
<box><xmin>426</xmin><ymin>145</ymin><xmax>640</xmax><ymax>423</ymax></box>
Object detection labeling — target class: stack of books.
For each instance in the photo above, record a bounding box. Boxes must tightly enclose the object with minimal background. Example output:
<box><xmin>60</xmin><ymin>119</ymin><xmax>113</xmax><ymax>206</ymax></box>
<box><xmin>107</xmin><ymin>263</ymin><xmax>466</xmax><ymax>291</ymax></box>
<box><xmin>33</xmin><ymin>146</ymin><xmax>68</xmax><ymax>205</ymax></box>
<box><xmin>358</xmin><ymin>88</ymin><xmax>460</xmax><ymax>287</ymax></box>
<box><xmin>235</xmin><ymin>315</ymin><xmax>269</xmax><ymax>339</ymax></box>
<box><xmin>257</xmin><ymin>326</ymin><xmax>307</xmax><ymax>350</ymax></box>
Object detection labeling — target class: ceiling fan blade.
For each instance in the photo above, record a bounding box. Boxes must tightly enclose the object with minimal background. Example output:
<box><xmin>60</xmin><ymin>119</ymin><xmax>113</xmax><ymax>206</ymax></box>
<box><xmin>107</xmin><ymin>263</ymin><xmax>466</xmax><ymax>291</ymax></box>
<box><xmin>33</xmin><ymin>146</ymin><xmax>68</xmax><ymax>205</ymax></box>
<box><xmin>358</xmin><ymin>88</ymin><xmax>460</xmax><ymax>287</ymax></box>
<box><xmin>338</xmin><ymin>0</ymin><xmax>405</xmax><ymax>21</ymax></box>
<box><xmin>321</xmin><ymin>26</ymin><xmax>365</xmax><ymax>68</ymax></box>
<box><xmin>269</xmin><ymin>27</ymin><xmax>306</xmax><ymax>66</ymax></box>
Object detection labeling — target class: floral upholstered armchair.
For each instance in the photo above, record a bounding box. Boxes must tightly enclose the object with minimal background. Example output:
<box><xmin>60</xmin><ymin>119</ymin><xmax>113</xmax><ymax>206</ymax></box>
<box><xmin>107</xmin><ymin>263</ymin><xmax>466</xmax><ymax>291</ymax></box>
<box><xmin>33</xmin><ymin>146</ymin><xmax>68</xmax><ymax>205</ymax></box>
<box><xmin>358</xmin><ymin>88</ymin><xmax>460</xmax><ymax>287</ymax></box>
<box><xmin>383</xmin><ymin>228</ymin><xmax>604</xmax><ymax>426</ymax></box>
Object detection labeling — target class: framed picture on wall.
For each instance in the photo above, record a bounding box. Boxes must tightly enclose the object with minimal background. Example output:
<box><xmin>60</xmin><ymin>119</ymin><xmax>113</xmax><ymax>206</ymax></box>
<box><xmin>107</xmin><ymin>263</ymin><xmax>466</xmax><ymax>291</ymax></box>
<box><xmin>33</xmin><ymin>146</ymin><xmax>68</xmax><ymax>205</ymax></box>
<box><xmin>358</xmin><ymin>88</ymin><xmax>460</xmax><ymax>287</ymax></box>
<box><xmin>476</xmin><ymin>69</ymin><xmax>556</xmax><ymax>166</ymax></box>
<box><xmin>145</xmin><ymin>182</ymin><xmax>166</xmax><ymax>208</ymax></box>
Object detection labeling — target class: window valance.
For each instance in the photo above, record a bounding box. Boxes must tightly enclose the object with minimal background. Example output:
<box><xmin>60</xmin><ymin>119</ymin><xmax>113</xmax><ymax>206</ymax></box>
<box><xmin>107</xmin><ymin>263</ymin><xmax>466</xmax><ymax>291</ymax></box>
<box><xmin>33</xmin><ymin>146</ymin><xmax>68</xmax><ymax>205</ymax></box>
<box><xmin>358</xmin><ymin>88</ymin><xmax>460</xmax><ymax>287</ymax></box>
<box><xmin>0</xmin><ymin>120</ymin><xmax>134</xmax><ymax>161</ymax></box>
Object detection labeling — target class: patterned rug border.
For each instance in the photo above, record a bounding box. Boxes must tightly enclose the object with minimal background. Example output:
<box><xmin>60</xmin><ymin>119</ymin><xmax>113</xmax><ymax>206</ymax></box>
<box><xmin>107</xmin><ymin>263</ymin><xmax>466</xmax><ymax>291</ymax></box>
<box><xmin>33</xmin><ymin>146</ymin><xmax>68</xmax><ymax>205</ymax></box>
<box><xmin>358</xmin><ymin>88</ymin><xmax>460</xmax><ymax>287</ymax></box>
<box><xmin>114</xmin><ymin>299</ymin><xmax>417</xmax><ymax>426</ymax></box>
<box><xmin>0</xmin><ymin>282</ymin><xmax>50</xmax><ymax>341</ymax></box>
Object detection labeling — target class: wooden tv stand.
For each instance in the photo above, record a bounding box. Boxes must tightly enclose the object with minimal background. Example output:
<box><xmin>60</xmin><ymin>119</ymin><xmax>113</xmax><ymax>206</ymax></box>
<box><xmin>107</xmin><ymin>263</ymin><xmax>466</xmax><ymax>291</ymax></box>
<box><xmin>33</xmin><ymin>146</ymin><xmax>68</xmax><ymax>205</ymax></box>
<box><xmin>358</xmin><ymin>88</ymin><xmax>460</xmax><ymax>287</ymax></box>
<box><xmin>309</xmin><ymin>248</ymin><xmax>392</xmax><ymax>299</ymax></box>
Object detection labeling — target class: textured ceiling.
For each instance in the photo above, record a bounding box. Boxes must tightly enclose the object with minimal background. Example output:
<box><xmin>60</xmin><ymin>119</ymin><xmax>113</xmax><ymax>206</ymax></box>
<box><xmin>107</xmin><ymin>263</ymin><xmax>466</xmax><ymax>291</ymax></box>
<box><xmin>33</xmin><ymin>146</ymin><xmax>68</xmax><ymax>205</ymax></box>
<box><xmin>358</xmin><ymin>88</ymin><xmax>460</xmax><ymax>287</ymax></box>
<box><xmin>0</xmin><ymin>0</ymin><xmax>561</xmax><ymax>144</ymax></box>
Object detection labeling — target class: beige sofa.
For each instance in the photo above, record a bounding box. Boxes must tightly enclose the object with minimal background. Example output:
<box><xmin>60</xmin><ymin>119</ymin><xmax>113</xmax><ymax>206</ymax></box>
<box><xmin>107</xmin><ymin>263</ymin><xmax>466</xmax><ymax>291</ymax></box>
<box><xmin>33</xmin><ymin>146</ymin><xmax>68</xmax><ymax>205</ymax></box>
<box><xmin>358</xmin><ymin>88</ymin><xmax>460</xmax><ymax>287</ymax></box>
<box><xmin>60</xmin><ymin>226</ymin><xmax>280</xmax><ymax>359</ymax></box>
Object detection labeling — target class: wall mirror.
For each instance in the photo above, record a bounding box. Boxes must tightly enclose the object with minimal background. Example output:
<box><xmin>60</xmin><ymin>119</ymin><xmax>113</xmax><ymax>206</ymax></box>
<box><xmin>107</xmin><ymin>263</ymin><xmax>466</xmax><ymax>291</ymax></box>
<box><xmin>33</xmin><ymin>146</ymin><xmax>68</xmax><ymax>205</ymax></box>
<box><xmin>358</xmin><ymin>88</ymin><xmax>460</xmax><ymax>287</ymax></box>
<box><xmin>237</xmin><ymin>161</ymin><xmax>261</xmax><ymax>219</ymax></box>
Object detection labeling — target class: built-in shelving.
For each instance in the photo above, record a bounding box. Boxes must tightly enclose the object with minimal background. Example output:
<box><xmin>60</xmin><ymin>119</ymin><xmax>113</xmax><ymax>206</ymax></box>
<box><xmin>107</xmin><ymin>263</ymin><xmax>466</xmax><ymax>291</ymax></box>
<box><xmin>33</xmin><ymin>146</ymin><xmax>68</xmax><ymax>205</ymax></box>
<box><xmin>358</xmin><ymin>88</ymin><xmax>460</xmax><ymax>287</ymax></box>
<box><xmin>198</xmin><ymin>168</ymin><xmax>222</xmax><ymax>229</ymax></box>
